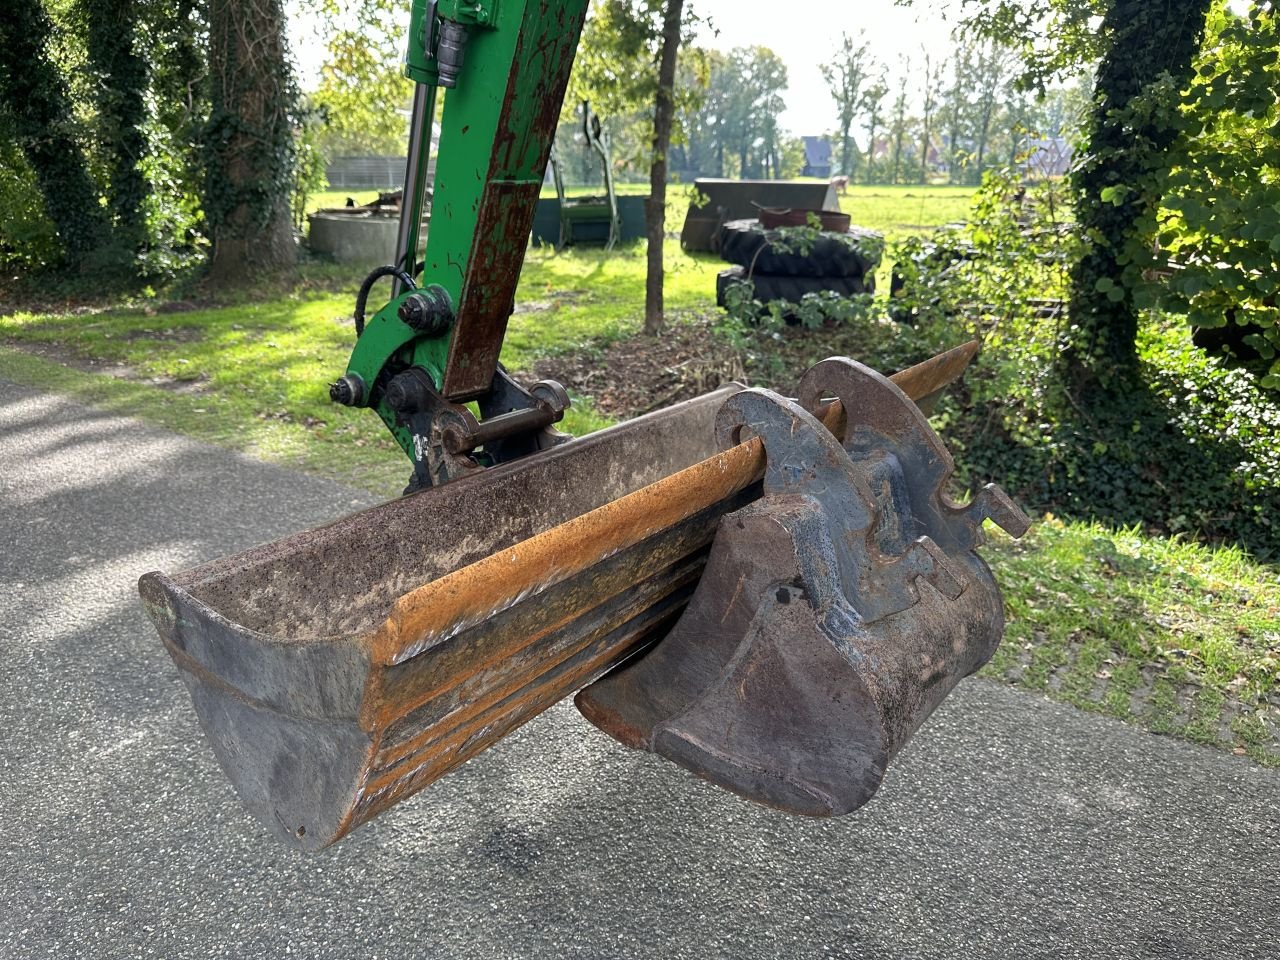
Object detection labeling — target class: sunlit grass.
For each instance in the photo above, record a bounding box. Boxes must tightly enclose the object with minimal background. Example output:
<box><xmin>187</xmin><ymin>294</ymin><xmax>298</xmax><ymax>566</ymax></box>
<box><xmin>984</xmin><ymin>514</ymin><xmax>1280</xmax><ymax>763</ymax></box>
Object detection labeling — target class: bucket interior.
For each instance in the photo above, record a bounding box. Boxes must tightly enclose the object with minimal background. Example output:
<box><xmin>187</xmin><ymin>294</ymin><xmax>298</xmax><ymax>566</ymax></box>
<box><xmin>165</xmin><ymin>390</ymin><xmax>734</xmax><ymax>642</ymax></box>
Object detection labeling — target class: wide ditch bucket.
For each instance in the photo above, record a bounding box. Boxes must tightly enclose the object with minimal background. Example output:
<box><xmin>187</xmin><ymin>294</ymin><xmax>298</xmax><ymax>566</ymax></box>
<box><xmin>139</xmin><ymin>345</ymin><xmax>1027</xmax><ymax>850</ymax></box>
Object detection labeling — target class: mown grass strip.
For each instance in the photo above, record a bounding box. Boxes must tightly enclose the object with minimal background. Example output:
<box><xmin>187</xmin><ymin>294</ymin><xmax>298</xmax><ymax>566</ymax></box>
<box><xmin>982</xmin><ymin>515</ymin><xmax>1280</xmax><ymax>765</ymax></box>
<box><xmin>0</xmin><ymin>345</ymin><xmax>409</xmax><ymax>497</ymax></box>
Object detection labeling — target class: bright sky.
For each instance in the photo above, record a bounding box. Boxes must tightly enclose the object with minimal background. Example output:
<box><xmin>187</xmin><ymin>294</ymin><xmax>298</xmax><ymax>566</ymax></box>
<box><xmin>693</xmin><ymin>0</ymin><xmax>956</xmax><ymax>135</ymax></box>
<box><xmin>290</xmin><ymin>1</ymin><xmax>961</xmax><ymax>137</ymax></box>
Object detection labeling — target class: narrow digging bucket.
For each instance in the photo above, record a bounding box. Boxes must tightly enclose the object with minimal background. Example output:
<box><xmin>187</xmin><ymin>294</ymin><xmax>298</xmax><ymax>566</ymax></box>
<box><xmin>139</xmin><ymin>386</ymin><xmax>746</xmax><ymax>850</ymax></box>
<box><xmin>577</xmin><ymin>362</ymin><xmax>1029</xmax><ymax>815</ymax></box>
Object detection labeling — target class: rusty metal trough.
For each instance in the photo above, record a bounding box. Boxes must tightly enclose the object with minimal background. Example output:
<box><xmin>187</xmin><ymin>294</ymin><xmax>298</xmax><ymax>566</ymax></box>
<box><xmin>680</xmin><ymin>178</ymin><xmax>841</xmax><ymax>252</ymax></box>
<box><xmin>139</xmin><ymin>345</ymin><xmax>1027</xmax><ymax>850</ymax></box>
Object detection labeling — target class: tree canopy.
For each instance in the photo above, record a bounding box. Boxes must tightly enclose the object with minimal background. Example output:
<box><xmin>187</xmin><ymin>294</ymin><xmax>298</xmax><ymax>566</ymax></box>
<box><xmin>1158</xmin><ymin>1</ymin><xmax>1280</xmax><ymax>387</ymax></box>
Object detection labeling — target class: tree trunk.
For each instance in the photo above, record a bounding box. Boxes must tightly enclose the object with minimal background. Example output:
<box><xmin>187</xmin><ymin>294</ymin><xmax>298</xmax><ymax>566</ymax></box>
<box><xmin>974</xmin><ymin>104</ymin><xmax>993</xmax><ymax>183</ymax></box>
<box><xmin>864</xmin><ymin>104</ymin><xmax>880</xmax><ymax>185</ymax></box>
<box><xmin>840</xmin><ymin>127</ymin><xmax>856</xmax><ymax>178</ymax></box>
<box><xmin>891</xmin><ymin>124</ymin><xmax>903</xmax><ymax>185</ymax></box>
<box><xmin>644</xmin><ymin>0</ymin><xmax>685</xmax><ymax>335</ymax></box>
<box><xmin>919</xmin><ymin>55</ymin><xmax>934</xmax><ymax>185</ymax></box>
<box><xmin>85</xmin><ymin>0</ymin><xmax>150</xmax><ymax>254</ymax></box>
<box><xmin>204</xmin><ymin>0</ymin><xmax>297</xmax><ymax>281</ymax></box>
<box><xmin>946</xmin><ymin>90</ymin><xmax>961</xmax><ymax>185</ymax></box>
<box><xmin>151</xmin><ymin>0</ymin><xmax>207</xmax><ymax>237</ymax></box>
<box><xmin>1065</xmin><ymin>0</ymin><xmax>1212</xmax><ymax>393</ymax></box>
<box><xmin>919</xmin><ymin>123</ymin><xmax>930</xmax><ymax>184</ymax></box>
<box><xmin>0</xmin><ymin>0</ymin><xmax>111</xmax><ymax>268</ymax></box>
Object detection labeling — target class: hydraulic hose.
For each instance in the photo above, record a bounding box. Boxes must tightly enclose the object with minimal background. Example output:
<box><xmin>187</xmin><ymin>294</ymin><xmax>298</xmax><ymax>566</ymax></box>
<box><xmin>354</xmin><ymin>265</ymin><xmax>416</xmax><ymax>337</ymax></box>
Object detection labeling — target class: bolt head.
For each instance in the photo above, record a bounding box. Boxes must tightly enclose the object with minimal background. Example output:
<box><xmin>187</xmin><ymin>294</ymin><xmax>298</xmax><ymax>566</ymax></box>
<box><xmin>329</xmin><ymin>374</ymin><xmax>365</xmax><ymax>407</ymax></box>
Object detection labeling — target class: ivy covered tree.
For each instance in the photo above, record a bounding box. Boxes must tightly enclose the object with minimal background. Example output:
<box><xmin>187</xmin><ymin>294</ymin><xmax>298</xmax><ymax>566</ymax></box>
<box><xmin>84</xmin><ymin>0</ymin><xmax>151</xmax><ymax>254</ymax></box>
<box><xmin>1065</xmin><ymin>0</ymin><xmax>1213</xmax><ymax>391</ymax></box>
<box><xmin>0</xmin><ymin>0</ymin><xmax>111</xmax><ymax>269</ymax></box>
<box><xmin>1159</xmin><ymin>1</ymin><xmax>1280</xmax><ymax>388</ymax></box>
<box><xmin>913</xmin><ymin>0</ymin><xmax>1214</xmax><ymax>392</ymax></box>
<box><xmin>142</xmin><ymin>0</ymin><xmax>210</xmax><ymax>274</ymax></box>
<box><xmin>204</xmin><ymin>0</ymin><xmax>298</xmax><ymax>279</ymax></box>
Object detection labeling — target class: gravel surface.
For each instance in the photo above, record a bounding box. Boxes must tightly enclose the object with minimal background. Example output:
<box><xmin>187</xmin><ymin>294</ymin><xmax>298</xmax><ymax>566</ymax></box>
<box><xmin>2</xmin><ymin>376</ymin><xmax>1278</xmax><ymax>960</ymax></box>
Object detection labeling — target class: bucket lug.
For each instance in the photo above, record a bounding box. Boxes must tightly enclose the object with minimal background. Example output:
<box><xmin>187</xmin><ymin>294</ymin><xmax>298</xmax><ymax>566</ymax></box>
<box><xmin>576</xmin><ymin>359</ymin><xmax>1029</xmax><ymax>817</ymax></box>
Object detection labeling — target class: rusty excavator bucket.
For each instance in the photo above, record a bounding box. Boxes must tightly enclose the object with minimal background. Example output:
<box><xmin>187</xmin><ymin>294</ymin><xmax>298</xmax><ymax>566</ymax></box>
<box><xmin>139</xmin><ymin>343</ymin><xmax>1029</xmax><ymax>850</ymax></box>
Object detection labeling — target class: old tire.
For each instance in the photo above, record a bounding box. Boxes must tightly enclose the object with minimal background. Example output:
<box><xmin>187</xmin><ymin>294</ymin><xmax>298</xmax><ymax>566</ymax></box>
<box><xmin>717</xmin><ymin>219</ymin><xmax>883</xmax><ymax>278</ymax></box>
<box><xmin>716</xmin><ymin>265</ymin><xmax>875</xmax><ymax>309</ymax></box>
<box><xmin>715</xmin><ymin>266</ymin><xmax>742</xmax><ymax>307</ymax></box>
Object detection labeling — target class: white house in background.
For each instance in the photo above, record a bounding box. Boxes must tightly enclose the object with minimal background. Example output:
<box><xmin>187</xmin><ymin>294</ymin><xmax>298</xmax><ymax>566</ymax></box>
<box><xmin>1022</xmin><ymin>137</ymin><xmax>1073</xmax><ymax>178</ymax></box>
<box><xmin>801</xmin><ymin>137</ymin><xmax>833</xmax><ymax>178</ymax></box>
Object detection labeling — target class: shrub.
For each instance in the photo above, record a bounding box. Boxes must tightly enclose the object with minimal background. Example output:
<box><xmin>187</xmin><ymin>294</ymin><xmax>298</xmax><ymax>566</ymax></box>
<box><xmin>0</xmin><ymin>142</ymin><xmax>60</xmax><ymax>272</ymax></box>
<box><xmin>894</xmin><ymin>168</ymin><xmax>1280</xmax><ymax>559</ymax></box>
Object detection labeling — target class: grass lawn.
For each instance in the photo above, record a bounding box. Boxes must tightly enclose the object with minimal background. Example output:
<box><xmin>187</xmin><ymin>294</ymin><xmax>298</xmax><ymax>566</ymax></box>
<box><xmin>2</xmin><ymin>181</ymin><xmax>1276</xmax><ymax>764</ymax></box>
<box><xmin>836</xmin><ymin>185</ymin><xmax>976</xmax><ymax>244</ymax></box>
<box><xmin>984</xmin><ymin>518</ymin><xmax>1279</xmax><ymax>765</ymax></box>
<box><xmin>508</xmin><ymin>243</ymin><xmax>721</xmax><ymax>369</ymax></box>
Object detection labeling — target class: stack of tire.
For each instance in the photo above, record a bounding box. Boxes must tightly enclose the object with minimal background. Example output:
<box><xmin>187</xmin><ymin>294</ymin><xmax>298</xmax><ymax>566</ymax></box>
<box><xmin>714</xmin><ymin>218</ymin><xmax>883</xmax><ymax>321</ymax></box>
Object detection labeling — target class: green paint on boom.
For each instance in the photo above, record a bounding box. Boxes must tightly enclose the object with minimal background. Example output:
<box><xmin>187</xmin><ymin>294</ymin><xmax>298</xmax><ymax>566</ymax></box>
<box><xmin>335</xmin><ymin>0</ymin><xmax>592</xmax><ymax>466</ymax></box>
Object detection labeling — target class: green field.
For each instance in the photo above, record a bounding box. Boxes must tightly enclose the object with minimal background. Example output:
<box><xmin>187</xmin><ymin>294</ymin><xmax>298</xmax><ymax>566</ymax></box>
<box><xmin>541</xmin><ymin>181</ymin><xmax>976</xmax><ymax>247</ymax></box>
<box><xmin>836</xmin><ymin>185</ymin><xmax>975</xmax><ymax>243</ymax></box>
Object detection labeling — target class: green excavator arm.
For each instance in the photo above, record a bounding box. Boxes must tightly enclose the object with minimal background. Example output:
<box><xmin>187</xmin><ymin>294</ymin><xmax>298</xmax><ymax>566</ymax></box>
<box><xmin>330</xmin><ymin>0</ymin><xmax>591</xmax><ymax>491</ymax></box>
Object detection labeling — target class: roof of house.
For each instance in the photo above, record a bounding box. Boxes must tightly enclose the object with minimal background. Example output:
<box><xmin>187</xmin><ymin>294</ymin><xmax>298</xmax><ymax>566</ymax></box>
<box><xmin>802</xmin><ymin>136</ymin><xmax>832</xmax><ymax>167</ymax></box>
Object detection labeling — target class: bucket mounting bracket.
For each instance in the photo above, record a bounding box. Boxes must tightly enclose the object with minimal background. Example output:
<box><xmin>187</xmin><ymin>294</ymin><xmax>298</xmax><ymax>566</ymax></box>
<box><xmin>576</xmin><ymin>357</ymin><xmax>1029</xmax><ymax>816</ymax></box>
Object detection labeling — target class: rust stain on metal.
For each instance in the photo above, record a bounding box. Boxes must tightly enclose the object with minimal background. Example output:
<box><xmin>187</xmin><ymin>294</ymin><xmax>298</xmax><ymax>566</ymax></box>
<box><xmin>441</xmin><ymin>0</ymin><xmax>590</xmax><ymax>400</ymax></box>
<box><xmin>371</xmin><ymin>444</ymin><xmax>764</xmax><ymax>665</ymax></box>
<box><xmin>442</xmin><ymin>179</ymin><xmax>544</xmax><ymax>400</ymax></box>
<box><xmin>577</xmin><ymin>351</ymin><xmax>1028</xmax><ymax>819</ymax></box>
<box><xmin>362</xmin><ymin>518</ymin><xmax>717</xmax><ymax>734</ymax></box>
